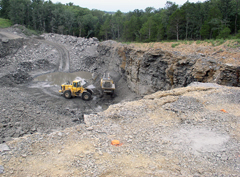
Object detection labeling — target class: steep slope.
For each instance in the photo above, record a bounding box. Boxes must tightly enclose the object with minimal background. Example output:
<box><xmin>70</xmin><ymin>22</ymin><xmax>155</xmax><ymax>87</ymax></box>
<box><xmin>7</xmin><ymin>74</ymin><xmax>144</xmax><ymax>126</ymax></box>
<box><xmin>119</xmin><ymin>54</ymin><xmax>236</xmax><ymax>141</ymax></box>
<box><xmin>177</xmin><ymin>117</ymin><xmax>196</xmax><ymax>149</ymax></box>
<box><xmin>94</xmin><ymin>41</ymin><xmax>240</xmax><ymax>95</ymax></box>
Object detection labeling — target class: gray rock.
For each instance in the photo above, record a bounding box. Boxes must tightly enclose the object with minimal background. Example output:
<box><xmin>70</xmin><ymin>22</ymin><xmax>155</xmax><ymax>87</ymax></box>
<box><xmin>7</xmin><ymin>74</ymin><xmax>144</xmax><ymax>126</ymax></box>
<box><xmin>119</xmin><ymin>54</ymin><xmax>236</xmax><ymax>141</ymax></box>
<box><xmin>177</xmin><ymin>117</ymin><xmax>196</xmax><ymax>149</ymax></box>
<box><xmin>21</xmin><ymin>154</ymin><xmax>27</xmax><ymax>158</ymax></box>
<box><xmin>16</xmin><ymin>107</ymin><xmax>24</xmax><ymax>111</ymax></box>
<box><xmin>86</xmin><ymin>127</ymin><xmax>94</xmax><ymax>131</ymax></box>
<box><xmin>0</xmin><ymin>143</ymin><xmax>10</xmax><ymax>152</ymax></box>
<box><xmin>0</xmin><ymin>165</ymin><xmax>4</xmax><ymax>174</ymax></box>
<box><xmin>15</xmin><ymin>122</ymin><xmax>21</xmax><ymax>126</ymax></box>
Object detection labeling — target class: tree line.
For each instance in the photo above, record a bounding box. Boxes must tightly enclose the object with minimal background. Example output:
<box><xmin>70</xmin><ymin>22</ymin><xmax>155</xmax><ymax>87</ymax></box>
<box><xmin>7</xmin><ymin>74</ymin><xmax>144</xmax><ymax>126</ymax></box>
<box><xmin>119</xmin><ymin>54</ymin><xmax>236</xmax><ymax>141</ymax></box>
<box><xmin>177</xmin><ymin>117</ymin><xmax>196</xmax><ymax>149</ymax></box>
<box><xmin>0</xmin><ymin>0</ymin><xmax>239</xmax><ymax>41</ymax></box>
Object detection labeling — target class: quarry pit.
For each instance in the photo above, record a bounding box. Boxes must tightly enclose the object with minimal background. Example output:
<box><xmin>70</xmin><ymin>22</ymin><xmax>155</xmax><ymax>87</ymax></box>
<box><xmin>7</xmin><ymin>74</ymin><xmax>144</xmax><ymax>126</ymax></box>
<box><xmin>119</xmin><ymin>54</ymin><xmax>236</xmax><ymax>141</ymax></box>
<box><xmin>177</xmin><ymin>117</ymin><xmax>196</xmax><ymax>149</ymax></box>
<box><xmin>0</xmin><ymin>26</ymin><xmax>239</xmax><ymax>176</ymax></box>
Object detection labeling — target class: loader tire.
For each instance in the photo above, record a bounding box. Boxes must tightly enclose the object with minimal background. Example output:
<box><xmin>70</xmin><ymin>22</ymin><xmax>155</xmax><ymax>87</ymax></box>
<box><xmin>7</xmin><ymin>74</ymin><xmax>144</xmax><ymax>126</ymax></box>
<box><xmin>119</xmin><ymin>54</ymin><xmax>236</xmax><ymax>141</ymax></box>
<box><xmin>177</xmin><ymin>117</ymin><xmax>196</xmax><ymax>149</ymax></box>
<box><xmin>82</xmin><ymin>92</ymin><xmax>91</xmax><ymax>101</ymax></box>
<box><xmin>63</xmin><ymin>90</ymin><xmax>71</xmax><ymax>99</ymax></box>
<box><xmin>111</xmin><ymin>90</ymin><xmax>115</xmax><ymax>98</ymax></box>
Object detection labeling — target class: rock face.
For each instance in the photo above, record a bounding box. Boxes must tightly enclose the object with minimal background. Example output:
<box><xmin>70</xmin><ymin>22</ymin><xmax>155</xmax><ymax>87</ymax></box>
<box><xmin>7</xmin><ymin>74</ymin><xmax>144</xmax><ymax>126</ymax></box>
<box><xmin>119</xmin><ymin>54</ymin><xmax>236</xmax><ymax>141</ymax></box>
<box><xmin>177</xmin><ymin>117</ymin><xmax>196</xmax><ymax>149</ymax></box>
<box><xmin>94</xmin><ymin>41</ymin><xmax>240</xmax><ymax>95</ymax></box>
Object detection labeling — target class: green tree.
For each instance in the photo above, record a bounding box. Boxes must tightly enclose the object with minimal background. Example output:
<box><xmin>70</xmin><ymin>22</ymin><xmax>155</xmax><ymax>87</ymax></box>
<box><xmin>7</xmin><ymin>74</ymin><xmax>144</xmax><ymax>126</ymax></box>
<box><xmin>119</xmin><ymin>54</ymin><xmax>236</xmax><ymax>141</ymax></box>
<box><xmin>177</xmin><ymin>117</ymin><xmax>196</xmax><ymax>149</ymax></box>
<box><xmin>100</xmin><ymin>15</ymin><xmax>111</xmax><ymax>40</ymax></box>
<box><xmin>0</xmin><ymin>0</ymin><xmax>10</xmax><ymax>19</ymax></box>
<box><xmin>123</xmin><ymin>15</ymin><xmax>141</xmax><ymax>41</ymax></box>
<box><xmin>140</xmin><ymin>16</ymin><xmax>156</xmax><ymax>41</ymax></box>
<box><xmin>112</xmin><ymin>10</ymin><xmax>123</xmax><ymax>40</ymax></box>
<box><xmin>167</xmin><ymin>9</ymin><xmax>184</xmax><ymax>40</ymax></box>
<box><xmin>42</xmin><ymin>0</ymin><xmax>55</xmax><ymax>32</ymax></box>
<box><xmin>50</xmin><ymin>3</ymin><xmax>65</xmax><ymax>33</ymax></box>
<box><xmin>231</xmin><ymin>0</ymin><xmax>240</xmax><ymax>35</ymax></box>
<box><xmin>9</xmin><ymin>0</ymin><xmax>31</xmax><ymax>25</ymax></box>
<box><xmin>208</xmin><ymin>6</ymin><xmax>222</xmax><ymax>38</ymax></box>
<box><xmin>200</xmin><ymin>21</ymin><xmax>211</xmax><ymax>38</ymax></box>
<box><xmin>181</xmin><ymin>2</ymin><xmax>199</xmax><ymax>39</ymax></box>
<box><xmin>31</xmin><ymin>0</ymin><xmax>45</xmax><ymax>31</ymax></box>
<box><xmin>219</xmin><ymin>0</ymin><xmax>232</xmax><ymax>23</ymax></box>
<box><xmin>157</xmin><ymin>23</ymin><xmax>165</xmax><ymax>41</ymax></box>
<box><xmin>64</xmin><ymin>9</ymin><xmax>75</xmax><ymax>34</ymax></box>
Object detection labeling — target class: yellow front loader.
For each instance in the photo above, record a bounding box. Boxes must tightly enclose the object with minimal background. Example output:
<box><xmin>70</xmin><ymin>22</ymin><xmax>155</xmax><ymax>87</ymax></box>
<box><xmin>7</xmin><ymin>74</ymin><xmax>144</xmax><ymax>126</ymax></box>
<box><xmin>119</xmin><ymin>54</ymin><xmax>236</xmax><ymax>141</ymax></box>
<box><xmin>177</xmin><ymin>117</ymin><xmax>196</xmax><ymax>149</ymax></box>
<box><xmin>59</xmin><ymin>80</ymin><xmax>92</xmax><ymax>101</ymax></box>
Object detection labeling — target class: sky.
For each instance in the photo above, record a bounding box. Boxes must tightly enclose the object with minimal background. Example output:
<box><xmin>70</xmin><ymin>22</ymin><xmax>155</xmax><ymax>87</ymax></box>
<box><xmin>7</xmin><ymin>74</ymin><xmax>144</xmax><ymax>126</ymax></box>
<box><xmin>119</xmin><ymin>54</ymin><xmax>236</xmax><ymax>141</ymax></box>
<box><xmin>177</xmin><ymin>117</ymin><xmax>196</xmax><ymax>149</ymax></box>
<box><xmin>50</xmin><ymin>0</ymin><xmax>206</xmax><ymax>13</ymax></box>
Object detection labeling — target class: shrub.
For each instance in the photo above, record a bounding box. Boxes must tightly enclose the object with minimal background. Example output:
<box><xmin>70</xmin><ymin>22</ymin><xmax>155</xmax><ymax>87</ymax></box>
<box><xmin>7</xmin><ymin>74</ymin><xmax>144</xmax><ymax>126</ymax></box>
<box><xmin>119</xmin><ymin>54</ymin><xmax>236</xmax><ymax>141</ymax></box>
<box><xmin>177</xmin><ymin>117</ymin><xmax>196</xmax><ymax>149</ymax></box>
<box><xmin>236</xmin><ymin>30</ymin><xmax>240</xmax><ymax>38</ymax></box>
<box><xmin>217</xmin><ymin>27</ymin><xmax>231</xmax><ymax>39</ymax></box>
<box><xmin>196</xmin><ymin>40</ymin><xmax>201</xmax><ymax>44</ymax></box>
<box><xmin>189</xmin><ymin>41</ymin><xmax>194</xmax><ymax>45</ymax></box>
<box><xmin>15</xmin><ymin>25</ymin><xmax>40</xmax><ymax>36</ymax></box>
<box><xmin>171</xmin><ymin>43</ymin><xmax>180</xmax><ymax>48</ymax></box>
<box><xmin>215</xmin><ymin>38</ymin><xmax>225</xmax><ymax>46</ymax></box>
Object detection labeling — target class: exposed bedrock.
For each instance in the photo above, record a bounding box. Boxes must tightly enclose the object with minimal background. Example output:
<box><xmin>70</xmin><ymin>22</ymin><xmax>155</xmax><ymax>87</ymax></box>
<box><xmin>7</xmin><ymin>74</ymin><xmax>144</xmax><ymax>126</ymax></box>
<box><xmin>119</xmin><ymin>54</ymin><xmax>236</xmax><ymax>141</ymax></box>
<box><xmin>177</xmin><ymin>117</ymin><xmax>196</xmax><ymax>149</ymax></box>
<box><xmin>95</xmin><ymin>41</ymin><xmax>240</xmax><ymax>95</ymax></box>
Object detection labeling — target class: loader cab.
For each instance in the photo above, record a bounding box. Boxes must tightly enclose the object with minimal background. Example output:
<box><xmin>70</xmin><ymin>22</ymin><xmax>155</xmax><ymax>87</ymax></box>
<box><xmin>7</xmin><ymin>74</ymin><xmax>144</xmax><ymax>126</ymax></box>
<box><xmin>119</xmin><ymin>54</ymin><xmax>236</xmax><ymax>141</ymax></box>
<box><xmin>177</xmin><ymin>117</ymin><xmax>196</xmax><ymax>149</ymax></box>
<box><xmin>72</xmin><ymin>80</ymin><xmax>83</xmax><ymax>94</ymax></box>
<box><xmin>73</xmin><ymin>80</ymin><xmax>81</xmax><ymax>87</ymax></box>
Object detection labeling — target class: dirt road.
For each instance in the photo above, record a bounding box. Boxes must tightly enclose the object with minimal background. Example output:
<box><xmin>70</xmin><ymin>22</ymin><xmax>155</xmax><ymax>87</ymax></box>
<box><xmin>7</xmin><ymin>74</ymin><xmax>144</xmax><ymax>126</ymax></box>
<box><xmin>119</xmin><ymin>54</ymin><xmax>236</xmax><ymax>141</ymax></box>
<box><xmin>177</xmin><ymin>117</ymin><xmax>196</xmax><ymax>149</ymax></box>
<box><xmin>39</xmin><ymin>40</ymin><xmax>70</xmax><ymax>72</ymax></box>
<box><xmin>0</xmin><ymin>31</ymin><xmax>22</xmax><ymax>39</ymax></box>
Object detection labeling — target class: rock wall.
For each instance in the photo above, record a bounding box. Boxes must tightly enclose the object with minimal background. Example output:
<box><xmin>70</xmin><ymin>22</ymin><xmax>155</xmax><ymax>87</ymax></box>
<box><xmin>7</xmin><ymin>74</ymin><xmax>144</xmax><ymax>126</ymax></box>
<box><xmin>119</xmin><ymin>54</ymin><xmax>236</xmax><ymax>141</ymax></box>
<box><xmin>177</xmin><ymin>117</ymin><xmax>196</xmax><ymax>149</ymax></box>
<box><xmin>95</xmin><ymin>41</ymin><xmax>240</xmax><ymax>95</ymax></box>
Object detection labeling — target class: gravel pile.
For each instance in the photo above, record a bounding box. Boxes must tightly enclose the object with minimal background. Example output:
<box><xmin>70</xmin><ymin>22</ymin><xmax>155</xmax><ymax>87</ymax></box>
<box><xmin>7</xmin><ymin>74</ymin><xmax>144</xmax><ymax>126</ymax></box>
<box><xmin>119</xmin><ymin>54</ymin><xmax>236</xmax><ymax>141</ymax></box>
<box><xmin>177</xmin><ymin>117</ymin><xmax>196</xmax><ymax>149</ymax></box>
<box><xmin>0</xmin><ymin>38</ymin><xmax>59</xmax><ymax>76</ymax></box>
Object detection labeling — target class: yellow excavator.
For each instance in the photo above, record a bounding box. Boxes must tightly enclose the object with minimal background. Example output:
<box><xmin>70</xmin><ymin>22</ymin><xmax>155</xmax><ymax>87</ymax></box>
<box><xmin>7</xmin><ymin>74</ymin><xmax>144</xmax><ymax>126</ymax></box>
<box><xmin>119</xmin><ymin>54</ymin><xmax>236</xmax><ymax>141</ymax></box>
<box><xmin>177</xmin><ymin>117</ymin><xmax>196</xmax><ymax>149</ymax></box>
<box><xmin>100</xmin><ymin>73</ymin><xmax>115</xmax><ymax>97</ymax></box>
<box><xmin>59</xmin><ymin>80</ymin><xmax>92</xmax><ymax>101</ymax></box>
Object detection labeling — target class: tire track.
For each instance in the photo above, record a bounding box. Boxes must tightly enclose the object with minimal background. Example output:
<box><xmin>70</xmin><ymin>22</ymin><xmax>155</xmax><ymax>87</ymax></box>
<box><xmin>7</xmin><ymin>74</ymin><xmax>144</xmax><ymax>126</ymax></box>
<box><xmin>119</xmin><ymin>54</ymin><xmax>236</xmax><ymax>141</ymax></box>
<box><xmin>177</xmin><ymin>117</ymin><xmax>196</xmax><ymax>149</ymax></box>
<box><xmin>35</xmin><ymin>39</ymin><xmax>70</xmax><ymax>98</ymax></box>
<box><xmin>38</xmin><ymin>39</ymin><xmax>70</xmax><ymax>72</ymax></box>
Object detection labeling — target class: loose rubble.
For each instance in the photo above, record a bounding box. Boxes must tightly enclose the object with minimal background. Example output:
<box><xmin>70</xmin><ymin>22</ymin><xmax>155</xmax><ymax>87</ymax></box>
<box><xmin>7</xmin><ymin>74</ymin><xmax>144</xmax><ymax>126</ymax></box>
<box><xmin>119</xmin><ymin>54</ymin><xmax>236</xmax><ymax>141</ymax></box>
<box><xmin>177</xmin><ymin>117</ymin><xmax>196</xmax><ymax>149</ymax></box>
<box><xmin>0</xmin><ymin>84</ymin><xmax>239</xmax><ymax>176</ymax></box>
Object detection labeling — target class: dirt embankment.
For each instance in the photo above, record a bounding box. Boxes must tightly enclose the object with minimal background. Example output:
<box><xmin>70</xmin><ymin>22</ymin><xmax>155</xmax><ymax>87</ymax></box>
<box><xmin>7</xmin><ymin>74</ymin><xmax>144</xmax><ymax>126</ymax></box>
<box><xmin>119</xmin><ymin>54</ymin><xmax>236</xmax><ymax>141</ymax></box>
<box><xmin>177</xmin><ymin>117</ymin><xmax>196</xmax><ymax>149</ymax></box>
<box><xmin>0</xmin><ymin>27</ymin><xmax>239</xmax><ymax>176</ymax></box>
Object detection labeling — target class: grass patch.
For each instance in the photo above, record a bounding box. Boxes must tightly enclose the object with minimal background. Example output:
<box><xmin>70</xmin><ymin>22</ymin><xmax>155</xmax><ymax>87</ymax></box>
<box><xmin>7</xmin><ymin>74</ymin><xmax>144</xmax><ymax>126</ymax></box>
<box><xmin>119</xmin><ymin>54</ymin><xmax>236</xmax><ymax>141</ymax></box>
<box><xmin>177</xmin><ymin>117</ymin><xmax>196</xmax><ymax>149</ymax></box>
<box><xmin>14</xmin><ymin>25</ymin><xmax>41</xmax><ymax>36</ymax></box>
<box><xmin>215</xmin><ymin>39</ymin><xmax>225</xmax><ymax>46</ymax></box>
<box><xmin>233</xmin><ymin>39</ymin><xmax>240</xmax><ymax>43</ymax></box>
<box><xmin>204</xmin><ymin>39</ymin><xmax>216</xmax><ymax>46</ymax></box>
<box><xmin>189</xmin><ymin>41</ymin><xmax>194</xmax><ymax>45</ymax></box>
<box><xmin>196</xmin><ymin>40</ymin><xmax>202</xmax><ymax>44</ymax></box>
<box><xmin>0</xmin><ymin>18</ymin><xmax>12</xmax><ymax>28</ymax></box>
<box><xmin>181</xmin><ymin>40</ymin><xmax>188</xmax><ymax>45</ymax></box>
<box><xmin>204</xmin><ymin>39</ymin><xmax>226</xmax><ymax>46</ymax></box>
<box><xmin>231</xmin><ymin>39</ymin><xmax>240</xmax><ymax>48</ymax></box>
<box><xmin>171</xmin><ymin>43</ymin><xmax>180</xmax><ymax>48</ymax></box>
